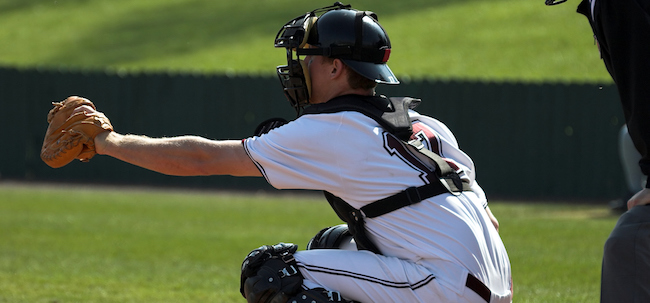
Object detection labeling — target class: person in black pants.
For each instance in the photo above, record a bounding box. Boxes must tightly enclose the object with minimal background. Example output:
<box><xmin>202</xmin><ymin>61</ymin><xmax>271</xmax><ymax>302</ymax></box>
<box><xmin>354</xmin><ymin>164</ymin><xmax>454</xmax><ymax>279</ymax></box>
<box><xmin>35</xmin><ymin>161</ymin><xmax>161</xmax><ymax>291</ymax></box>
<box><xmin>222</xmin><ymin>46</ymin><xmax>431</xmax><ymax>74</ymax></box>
<box><xmin>547</xmin><ymin>0</ymin><xmax>650</xmax><ymax>301</ymax></box>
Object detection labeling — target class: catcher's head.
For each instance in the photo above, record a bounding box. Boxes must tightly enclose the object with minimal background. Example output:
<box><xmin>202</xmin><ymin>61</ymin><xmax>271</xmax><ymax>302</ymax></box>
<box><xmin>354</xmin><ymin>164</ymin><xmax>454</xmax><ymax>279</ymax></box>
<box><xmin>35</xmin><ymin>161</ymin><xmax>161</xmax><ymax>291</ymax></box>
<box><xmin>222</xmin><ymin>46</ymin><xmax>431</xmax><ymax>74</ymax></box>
<box><xmin>275</xmin><ymin>2</ymin><xmax>399</xmax><ymax>113</ymax></box>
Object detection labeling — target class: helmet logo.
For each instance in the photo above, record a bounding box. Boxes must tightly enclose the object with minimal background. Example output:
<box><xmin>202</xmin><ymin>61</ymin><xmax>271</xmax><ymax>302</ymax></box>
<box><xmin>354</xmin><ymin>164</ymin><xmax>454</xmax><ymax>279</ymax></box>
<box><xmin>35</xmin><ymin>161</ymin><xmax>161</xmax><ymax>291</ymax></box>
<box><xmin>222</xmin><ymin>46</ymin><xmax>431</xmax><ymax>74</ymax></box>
<box><xmin>382</xmin><ymin>49</ymin><xmax>391</xmax><ymax>63</ymax></box>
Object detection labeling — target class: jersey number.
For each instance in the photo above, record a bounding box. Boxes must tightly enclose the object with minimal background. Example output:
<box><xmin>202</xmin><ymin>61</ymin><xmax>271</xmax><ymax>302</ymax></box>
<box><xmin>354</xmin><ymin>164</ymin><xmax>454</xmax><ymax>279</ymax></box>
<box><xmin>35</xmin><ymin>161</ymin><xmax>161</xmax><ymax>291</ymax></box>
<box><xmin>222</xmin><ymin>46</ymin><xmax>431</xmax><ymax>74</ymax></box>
<box><xmin>383</xmin><ymin>121</ymin><xmax>463</xmax><ymax>185</ymax></box>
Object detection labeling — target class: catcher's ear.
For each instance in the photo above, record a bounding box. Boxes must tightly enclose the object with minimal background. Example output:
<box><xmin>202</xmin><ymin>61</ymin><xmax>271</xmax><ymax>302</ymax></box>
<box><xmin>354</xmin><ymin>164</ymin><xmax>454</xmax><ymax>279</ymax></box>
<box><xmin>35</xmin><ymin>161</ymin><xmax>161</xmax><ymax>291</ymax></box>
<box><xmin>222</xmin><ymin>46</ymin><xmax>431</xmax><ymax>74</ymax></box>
<box><xmin>330</xmin><ymin>59</ymin><xmax>345</xmax><ymax>79</ymax></box>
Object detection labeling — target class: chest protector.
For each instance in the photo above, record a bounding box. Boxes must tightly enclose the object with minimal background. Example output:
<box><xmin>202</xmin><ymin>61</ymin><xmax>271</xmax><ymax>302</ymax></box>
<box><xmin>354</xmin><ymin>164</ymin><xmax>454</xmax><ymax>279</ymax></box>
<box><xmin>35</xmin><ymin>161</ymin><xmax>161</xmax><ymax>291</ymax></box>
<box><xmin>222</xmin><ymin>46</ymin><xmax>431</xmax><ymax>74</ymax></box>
<box><xmin>302</xmin><ymin>94</ymin><xmax>471</xmax><ymax>254</ymax></box>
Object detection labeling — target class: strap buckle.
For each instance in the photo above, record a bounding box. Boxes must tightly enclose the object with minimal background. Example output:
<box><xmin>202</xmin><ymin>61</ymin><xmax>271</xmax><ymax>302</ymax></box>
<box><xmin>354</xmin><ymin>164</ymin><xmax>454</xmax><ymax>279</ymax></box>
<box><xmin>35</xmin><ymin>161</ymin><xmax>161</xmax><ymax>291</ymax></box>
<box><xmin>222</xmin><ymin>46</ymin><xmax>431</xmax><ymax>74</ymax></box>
<box><xmin>279</xmin><ymin>265</ymin><xmax>299</xmax><ymax>278</ymax></box>
<box><xmin>404</xmin><ymin>186</ymin><xmax>422</xmax><ymax>204</ymax></box>
<box><xmin>441</xmin><ymin>174</ymin><xmax>463</xmax><ymax>196</ymax></box>
<box><xmin>327</xmin><ymin>291</ymin><xmax>343</xmax><ymax>301</ymax></box>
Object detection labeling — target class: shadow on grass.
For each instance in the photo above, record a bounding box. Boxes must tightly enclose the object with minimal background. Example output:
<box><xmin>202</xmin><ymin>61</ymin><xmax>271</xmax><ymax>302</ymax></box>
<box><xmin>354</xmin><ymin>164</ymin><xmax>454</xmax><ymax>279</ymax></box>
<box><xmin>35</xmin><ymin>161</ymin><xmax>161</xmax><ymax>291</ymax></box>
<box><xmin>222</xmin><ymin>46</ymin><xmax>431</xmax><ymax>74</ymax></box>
<box><xmin>32</xmin><ymin>0</ymin><xmax>493</xmax><ymax>67</ymax></box>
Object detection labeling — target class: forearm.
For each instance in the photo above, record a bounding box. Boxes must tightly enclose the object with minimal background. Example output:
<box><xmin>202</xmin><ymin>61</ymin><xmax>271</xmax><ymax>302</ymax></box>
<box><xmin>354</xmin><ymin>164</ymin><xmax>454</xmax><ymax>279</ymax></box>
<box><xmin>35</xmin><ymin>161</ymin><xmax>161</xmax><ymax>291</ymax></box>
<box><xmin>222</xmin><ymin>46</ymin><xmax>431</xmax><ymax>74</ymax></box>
<box><xmin>95</xmin><ymin>132</ymin><xmax>261</xmax><ymax>177</ymax></box>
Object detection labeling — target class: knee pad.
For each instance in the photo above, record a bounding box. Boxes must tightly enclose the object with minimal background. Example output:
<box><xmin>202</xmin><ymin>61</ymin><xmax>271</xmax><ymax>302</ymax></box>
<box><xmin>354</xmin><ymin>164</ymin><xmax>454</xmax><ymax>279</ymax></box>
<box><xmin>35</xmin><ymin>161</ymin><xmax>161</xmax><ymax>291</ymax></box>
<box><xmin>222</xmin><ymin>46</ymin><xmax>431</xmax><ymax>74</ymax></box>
<box><xmin>286</xmin><ymin>287</ymin><xmax>357</xmax><ymax>303</ymax></box>
<box><xmin>240</xmin><ymin>243</ymin><xmax>303</xmax><ymax>303</ymax></box>
<box><xmin>306</xmin><ymin>224</ymin><xmax>354</xmax><ymax>250</ymax></box>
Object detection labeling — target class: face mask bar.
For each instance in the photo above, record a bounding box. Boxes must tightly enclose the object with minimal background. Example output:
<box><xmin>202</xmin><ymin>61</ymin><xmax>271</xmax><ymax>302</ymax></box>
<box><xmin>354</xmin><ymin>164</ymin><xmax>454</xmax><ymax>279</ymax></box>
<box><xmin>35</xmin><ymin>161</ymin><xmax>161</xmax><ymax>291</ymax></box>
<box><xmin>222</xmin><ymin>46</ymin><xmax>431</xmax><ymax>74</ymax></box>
<box><xmin>276</xmin><ymin>49</ymin><xmax>310</xmax><ymax>114</ymax></box>
<box><xmin>274</xmin><ymin>2</ymin><xmax>352</xmax><ymax>115</ymax></box>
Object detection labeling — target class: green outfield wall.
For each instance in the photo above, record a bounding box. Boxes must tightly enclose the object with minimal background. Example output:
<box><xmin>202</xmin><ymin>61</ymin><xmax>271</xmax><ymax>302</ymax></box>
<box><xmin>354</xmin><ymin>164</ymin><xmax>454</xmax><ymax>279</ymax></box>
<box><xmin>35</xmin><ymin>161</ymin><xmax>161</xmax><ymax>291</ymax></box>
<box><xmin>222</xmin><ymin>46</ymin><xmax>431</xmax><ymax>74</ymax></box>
<box><xmin>0</xmin><ymin>67</ymin><xmax>625</xmax><ymax>201</ymax></box>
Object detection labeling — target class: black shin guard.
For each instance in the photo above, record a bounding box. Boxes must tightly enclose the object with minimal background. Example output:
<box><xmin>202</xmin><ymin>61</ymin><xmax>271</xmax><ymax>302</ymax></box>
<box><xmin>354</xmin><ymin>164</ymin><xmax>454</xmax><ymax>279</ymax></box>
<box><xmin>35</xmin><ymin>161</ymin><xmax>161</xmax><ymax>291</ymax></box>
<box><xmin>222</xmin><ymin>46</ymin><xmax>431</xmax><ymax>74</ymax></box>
<box><xmin>240</xmin><ymin>243</ymin><xmax>303</xmax><ymax>303</ymax></box>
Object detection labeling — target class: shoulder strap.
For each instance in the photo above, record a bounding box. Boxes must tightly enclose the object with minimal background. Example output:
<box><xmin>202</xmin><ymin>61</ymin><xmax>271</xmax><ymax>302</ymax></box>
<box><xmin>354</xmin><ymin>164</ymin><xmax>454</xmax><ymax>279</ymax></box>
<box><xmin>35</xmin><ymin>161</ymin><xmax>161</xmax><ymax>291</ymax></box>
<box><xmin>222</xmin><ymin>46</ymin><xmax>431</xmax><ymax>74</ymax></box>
<box><xmin>323</xmin><ymin>191</ymin><xmax>383</xmax><ymax>254</ymax></box>
<box><xmin>302</xmin><ymin>94</ymin><xmax>420</xmax><ymax>141</ymax></box>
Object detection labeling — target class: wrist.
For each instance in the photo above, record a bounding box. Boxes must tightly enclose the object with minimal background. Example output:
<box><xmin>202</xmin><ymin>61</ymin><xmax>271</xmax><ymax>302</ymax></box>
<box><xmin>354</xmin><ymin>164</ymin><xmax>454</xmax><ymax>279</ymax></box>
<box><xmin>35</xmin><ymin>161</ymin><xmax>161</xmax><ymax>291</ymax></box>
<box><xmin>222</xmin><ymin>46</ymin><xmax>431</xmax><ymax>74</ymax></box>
<box><xmin>94</xmin><ymin>131</ymin><xmax>113</xmax><ymax>155</ymax></box>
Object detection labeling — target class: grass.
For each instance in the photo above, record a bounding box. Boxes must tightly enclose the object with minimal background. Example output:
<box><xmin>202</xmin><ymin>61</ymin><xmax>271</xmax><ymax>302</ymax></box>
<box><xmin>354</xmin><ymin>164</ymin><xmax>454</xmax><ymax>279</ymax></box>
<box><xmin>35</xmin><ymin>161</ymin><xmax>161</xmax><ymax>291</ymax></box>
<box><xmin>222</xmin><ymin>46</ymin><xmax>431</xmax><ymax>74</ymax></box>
<box><xmin>0</xmin><ymin>183</ymin><xmax>618</xmax><ymax>302</ymax></box>
<box><xmin>0</xmin><ymin>184</ymin><xmax>339</xmax><ymax>302</ymax></box>
<box><xmin>0</xmin><ymin>1</ymin><xmax>621</xmax><ymax>301</ymax></box>
<box><xmin>0</xmin><ymin>0</ymin><xmax>611</xmax><ymax>82</ymax></box>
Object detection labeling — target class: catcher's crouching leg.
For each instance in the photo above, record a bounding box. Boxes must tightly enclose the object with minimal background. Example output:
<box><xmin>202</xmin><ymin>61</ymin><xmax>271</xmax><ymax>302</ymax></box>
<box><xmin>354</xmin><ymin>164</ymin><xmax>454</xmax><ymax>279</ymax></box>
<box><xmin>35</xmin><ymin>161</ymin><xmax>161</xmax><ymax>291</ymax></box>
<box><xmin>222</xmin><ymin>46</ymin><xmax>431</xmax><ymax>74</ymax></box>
<box><xmin>240</xmin><ymin>242</ymin><xmax>357</xmax><ymax>303</ymax></box>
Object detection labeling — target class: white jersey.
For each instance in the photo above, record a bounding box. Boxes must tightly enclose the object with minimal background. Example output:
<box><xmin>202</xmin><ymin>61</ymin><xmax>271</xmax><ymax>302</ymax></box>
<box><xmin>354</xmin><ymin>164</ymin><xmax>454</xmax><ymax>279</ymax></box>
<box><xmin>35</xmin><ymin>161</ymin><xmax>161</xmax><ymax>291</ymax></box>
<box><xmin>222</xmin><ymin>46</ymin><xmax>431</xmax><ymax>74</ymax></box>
<box><xmin>244</xmin><ymin>109</ymin><xmax>512</xmax><ymax>302</ymax></box>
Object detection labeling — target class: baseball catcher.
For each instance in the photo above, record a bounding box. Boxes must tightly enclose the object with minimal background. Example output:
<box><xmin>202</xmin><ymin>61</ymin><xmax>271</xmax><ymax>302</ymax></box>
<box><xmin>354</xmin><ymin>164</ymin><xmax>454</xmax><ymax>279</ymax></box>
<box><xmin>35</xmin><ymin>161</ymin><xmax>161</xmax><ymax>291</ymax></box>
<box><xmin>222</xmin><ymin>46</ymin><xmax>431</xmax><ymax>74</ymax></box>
<box><xmin>40</xmin><ymin>96</ymin><xmax>113</xmax><ymax>168</ymax></box>
<box><xmin>42</xmin><ymin>2</ymin><xmax>513</xmax><ymax>302</ymax></box>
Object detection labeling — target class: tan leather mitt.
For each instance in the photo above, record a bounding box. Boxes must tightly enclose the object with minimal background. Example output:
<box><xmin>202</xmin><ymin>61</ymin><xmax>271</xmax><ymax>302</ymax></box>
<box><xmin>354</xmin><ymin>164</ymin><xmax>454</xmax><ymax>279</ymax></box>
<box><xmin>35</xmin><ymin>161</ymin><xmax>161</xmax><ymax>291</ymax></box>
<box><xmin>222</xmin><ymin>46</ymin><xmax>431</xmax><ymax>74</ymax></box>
<box><xmin>41</xmin><ymin>96</ymin><xmax>113</xmax><ymax>168</ymax></box>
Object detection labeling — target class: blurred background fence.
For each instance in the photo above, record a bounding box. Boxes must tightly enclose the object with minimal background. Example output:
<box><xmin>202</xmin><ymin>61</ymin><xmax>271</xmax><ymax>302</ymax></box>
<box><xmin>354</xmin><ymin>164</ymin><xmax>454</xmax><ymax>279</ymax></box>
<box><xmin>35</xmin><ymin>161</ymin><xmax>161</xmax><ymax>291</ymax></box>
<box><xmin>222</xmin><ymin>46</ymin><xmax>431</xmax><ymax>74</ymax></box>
<box><xmin>0</xmin><ymin>66</ymin><xmax>625</xmax><ymax>201</ymax></box>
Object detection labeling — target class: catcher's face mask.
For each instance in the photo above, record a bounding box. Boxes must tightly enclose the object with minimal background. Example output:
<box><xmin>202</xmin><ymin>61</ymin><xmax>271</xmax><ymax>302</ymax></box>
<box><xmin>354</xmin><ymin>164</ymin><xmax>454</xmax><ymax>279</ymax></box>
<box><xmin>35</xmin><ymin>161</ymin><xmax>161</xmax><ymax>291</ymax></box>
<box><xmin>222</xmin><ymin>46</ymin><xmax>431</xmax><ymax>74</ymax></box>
<box><xmin>274</xmin><ymin>15</ymin><xmax>317</xmax><ymax>113</ymax></box>
<box><xmin>274</xmin><ymin>2</ymin><xmax>351</xmax><ymax>114</ymax></box>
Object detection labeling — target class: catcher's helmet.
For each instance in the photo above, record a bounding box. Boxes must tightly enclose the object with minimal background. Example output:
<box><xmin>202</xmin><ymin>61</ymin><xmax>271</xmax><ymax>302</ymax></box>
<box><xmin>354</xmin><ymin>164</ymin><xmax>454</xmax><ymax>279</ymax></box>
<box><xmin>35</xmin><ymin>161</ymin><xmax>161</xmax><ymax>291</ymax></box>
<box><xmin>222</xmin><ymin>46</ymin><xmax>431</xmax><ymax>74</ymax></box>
<box><xmin>301</xmin><ymin>9</ymin><xmax>398</xmax><ymax>85</ymax></box>
<box><xmin>275</xmin><ymin>2</ymin><xmax>399</xmax><ymax>113</ymax></box>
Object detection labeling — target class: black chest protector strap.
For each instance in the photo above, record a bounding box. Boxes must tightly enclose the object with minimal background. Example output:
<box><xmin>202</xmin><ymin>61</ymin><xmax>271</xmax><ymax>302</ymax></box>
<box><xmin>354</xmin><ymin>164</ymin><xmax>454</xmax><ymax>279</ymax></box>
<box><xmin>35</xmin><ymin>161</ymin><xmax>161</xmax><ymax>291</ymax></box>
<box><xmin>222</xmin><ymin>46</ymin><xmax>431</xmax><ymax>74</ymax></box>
<box><xmin>303</xmin><ymin>94</ymin><xmax>471</xmax><ymax>254</ymax></box>
<box><xmin>303</xmin><ymin>94</ymin><xmax>417</xmax><ymax>141</ymax></box>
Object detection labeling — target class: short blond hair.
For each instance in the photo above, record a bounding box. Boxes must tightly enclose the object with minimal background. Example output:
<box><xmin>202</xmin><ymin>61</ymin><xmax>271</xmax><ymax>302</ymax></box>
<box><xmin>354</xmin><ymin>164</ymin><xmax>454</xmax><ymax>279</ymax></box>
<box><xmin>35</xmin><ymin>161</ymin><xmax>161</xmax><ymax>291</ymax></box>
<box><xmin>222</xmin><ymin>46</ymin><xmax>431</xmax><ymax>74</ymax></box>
<box><xmin>346</xmin><ymin>68</ymin><xmax>377</xmax><ymax>90</ymax></box>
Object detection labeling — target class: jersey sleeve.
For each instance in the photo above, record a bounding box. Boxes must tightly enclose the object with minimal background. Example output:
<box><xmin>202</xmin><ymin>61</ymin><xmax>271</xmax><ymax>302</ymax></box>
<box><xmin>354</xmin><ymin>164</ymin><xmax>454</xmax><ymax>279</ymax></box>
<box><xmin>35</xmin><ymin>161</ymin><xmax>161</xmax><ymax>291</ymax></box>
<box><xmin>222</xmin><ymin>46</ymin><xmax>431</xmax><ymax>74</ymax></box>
<box><xmin>243</xmin><ymin>114</ymin><xmax>350</xmax><ymax>191</ymax></box>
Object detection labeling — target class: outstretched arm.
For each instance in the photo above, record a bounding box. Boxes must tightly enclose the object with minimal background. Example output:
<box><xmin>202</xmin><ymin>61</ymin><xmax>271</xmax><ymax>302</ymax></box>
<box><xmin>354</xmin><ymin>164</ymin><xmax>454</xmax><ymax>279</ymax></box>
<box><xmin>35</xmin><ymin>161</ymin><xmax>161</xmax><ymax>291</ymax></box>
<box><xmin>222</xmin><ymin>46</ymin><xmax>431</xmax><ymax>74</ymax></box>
<box><xmin>94</xmin><ymin>132</ymin><xmax>261</xmax><ymax>177</ymax></box>
<box><xmin>58</xmin><ymin>103</ymin><xmax>262</xmax><ymax>177</ymax></box>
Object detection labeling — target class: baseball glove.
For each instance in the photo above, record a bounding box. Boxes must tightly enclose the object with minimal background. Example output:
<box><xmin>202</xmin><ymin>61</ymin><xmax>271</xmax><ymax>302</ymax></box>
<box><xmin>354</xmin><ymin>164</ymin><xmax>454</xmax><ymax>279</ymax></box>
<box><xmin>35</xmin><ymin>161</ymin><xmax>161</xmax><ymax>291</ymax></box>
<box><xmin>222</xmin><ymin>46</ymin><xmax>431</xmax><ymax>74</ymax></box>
<box><xmin>40</xmin><ymin>96</ymin><xmax>113</xmax><ymax>168</ymax></box>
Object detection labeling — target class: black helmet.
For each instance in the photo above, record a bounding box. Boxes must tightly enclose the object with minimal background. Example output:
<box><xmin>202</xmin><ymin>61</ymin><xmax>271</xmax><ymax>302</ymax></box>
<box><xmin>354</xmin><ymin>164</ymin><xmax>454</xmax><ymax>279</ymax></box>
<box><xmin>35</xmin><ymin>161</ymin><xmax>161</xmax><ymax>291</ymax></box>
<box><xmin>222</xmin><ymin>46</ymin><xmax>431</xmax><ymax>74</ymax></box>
<box><xmin>275</xmin><ymin>2</ymin><xmax>399</xmax><ymax>113</ymax></box>
<box><xmin>300</xmin><ymin>9</ymin><xmax>399</xmax><ymax>84</ymax></box>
